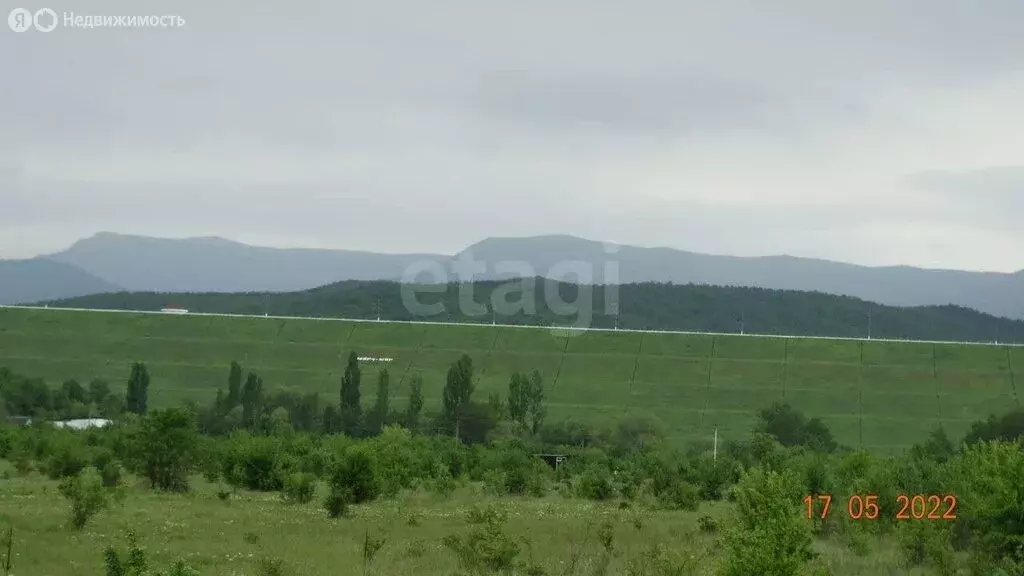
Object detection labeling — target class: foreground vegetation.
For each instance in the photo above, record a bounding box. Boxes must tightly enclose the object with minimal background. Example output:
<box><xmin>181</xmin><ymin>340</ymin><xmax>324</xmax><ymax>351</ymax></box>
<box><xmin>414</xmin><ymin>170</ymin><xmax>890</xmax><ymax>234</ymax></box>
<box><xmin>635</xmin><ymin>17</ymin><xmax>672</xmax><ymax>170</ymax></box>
<box><xmin>4</xmin><ymin>350</ymin><xmax>1024</xmax><ymax>575</ymax></box>
<box><xmin>1</xmin><ymin>306</ymin><xmax>1021</xmax><ymax>450</ymax></box>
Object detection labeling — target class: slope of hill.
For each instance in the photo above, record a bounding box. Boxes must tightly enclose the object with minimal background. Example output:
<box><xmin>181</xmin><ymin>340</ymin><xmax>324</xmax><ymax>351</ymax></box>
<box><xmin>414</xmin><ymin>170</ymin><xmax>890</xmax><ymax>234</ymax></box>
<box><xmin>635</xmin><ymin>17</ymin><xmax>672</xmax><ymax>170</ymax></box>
<box><xmin>1</xmin><ymin>305</ymin><xmax>1019</xmax><ymax>451</ymax></box>
<box><xmin>46</xmin><ymin>232</ymin><xmax>437</xmax><ymax>293</ymax></box>
<box><xmin>37</xmin><ymin>232</ymin><xmax>1024</xmax><ymax>319</ymax></box>
<box><xmin>0</xmin><ymin>258</ymin><xmax>122</xmax><ymax>305</ymax></box>
<box><xmin>453</xmin><ymin>235</ymin><xmax>1024</xmax><ymax>319</ymax></box>
<box><xmin>38</xmin><ymin>279</ymin><xmax>1024</xmax><ymax>343</ymax></box>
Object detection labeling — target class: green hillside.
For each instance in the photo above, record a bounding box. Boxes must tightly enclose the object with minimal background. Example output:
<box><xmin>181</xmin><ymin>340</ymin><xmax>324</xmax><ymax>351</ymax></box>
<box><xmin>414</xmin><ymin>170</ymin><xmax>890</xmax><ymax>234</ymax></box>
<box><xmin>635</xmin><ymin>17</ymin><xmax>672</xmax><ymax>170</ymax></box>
<box><xmin>1</xmin><ymin>306</ymin><xmax>1021</xmax><ymax>451</ymax></box>
<box><xmin>41</xmin><ymin>279</ymin><xmax>1024</xmax><ymax>343</ymax></box>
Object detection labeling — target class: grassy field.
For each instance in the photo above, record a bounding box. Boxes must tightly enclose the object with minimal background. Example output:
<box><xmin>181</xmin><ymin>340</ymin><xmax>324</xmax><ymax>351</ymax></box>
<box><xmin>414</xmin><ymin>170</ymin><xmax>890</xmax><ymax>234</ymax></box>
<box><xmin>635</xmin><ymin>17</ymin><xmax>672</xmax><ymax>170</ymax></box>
<box><xmin>0</xmin><ymin>461</ymin><xmax>939</xmax><ymax>576</ymax></box>
<box><xmin>0</xmin><ymin>307</ymin><xmax>1021</xmax><ymax>450</ymax></box>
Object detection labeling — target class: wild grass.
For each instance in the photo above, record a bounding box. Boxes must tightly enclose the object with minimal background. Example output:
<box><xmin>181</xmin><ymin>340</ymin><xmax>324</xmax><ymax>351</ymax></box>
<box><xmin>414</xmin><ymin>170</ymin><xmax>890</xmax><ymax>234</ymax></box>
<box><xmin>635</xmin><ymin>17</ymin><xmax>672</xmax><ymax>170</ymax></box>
<box><xmin>0</xmin><ymin>460</ymin><xmax>945</xmax><ymax>576</ymax></box>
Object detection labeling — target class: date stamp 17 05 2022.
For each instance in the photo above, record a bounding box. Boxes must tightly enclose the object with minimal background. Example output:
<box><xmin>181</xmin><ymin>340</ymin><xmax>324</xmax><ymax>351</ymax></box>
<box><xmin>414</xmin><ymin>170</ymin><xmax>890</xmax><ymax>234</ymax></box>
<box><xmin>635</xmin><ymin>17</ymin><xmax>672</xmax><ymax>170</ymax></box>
<box><xmin>804</xmin><ymin>494</ymin><xmax>957</xmax><ymax>520</ymax></box>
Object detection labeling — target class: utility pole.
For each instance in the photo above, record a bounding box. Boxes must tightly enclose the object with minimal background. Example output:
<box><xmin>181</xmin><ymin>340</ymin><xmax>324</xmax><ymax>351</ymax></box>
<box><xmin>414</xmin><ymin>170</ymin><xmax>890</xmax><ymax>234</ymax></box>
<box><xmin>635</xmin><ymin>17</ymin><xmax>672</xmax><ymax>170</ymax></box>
<box><xmin>713</xmin><ymin>426</ymin><xmax>718</xmax><ymax>462</ymax></box>
<box><xmin>739</xmin><ymin>312</ymin><xmax>745</xmax><ymax>335</ymax></box>
<box><xmin>376</xmin><ymin>296</ymin><xmax>381</xmax><ymax>322</ymax></box>
<box><xmin>868</xmin><ymin>311</ymin><xmax>872</xmax><ymax>340</ymax></box>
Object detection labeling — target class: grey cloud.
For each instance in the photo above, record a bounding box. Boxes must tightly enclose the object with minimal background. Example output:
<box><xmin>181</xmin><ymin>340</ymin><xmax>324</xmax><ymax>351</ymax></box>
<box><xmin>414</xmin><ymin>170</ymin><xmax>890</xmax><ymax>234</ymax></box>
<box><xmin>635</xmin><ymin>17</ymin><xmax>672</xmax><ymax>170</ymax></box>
<box><xmin>905</xmin><ymin>167</ymin><xmax>1024</xmax><ymax>231</ymax></box>
<box><xmin>2</xmin><ymin>0</ymin><xmax>1024</xmax><ymax>271</ymax></box>
<box><xmin>472</xmin><ymin>71</ymin><xmax>790</xmax><ymax>135</ymax></box>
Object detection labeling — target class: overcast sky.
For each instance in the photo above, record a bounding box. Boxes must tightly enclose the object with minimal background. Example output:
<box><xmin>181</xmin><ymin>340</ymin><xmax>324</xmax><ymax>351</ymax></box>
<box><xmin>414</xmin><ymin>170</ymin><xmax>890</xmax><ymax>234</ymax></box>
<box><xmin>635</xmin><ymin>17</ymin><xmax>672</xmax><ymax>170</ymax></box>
<box><xmin>2</xmin><ymin>0</ymin><xmax>1023</xmax><ymax>271</ymax></box>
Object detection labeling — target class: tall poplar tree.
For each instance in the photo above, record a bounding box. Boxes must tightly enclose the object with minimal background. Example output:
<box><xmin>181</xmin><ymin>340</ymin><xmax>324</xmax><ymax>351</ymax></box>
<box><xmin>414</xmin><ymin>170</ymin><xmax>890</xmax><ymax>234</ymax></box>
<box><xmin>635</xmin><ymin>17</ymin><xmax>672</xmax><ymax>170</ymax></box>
<box><xmin>443</xmin><ymin>355</ymin><xmax>474</xmax><ymax>441</ymax></box>
<box><xmin>125</xmin><ymin>362</ymin><xmax>150</xmax><ymax>415</ymax></box>
<box><xmin>340</xmin><ymin>352</ymin><xmax>362</xmax><ymax>436</ymax></box>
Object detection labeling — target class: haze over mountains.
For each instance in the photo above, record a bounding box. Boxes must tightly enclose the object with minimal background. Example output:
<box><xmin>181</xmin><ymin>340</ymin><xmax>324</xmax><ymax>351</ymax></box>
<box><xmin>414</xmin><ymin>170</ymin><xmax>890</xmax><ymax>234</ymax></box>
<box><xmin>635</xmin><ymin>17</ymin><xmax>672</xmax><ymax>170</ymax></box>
<box><xmin>1</xmin><ymin>232</ymin><xmax>1022</xmax><ymax>319</ymax></box>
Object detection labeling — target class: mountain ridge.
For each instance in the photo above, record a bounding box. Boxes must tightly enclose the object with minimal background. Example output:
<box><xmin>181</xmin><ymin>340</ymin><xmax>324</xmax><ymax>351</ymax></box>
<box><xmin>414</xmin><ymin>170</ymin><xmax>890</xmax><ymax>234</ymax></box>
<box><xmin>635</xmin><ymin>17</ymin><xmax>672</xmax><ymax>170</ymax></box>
<box><xmin>0</xmin><ymin>231</ymin><xmax>1019</xmax><ymax>318</ymax></box>
<box><xmin>0</xmin><ymin>258</ymin><xmax>123</xmax><ymax>305</ymax></box>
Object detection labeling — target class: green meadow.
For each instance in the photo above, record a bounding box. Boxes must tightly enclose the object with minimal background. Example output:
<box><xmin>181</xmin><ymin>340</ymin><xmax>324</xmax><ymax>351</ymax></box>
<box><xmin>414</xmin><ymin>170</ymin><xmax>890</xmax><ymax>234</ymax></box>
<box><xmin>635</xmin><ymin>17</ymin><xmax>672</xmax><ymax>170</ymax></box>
<box><xmin>0</xmin><ymin>461</ymin><xmax>933</xmax><ymax>576</ymax></box>
<box><xmin>1</xmin><ymin>307</ymin><xmax>1020</xmax><ymax>450</ymax></box>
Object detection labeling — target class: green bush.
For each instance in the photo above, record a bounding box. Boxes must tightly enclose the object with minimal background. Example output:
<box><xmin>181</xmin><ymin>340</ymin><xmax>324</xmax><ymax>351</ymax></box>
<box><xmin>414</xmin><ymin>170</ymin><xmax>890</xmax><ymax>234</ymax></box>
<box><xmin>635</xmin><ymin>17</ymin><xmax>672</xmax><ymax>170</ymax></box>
<box><xmin>898</xmin><ymin>520</ymin><xmax>955</xmax><ymax>573</ymax></box>
<box><xmin>46</xmin><ymin>443</ymin><xmax>88</xmax><ymax>480</ymax></box>
<box><xmin>100</xmin><ymin>460</ymin><xmax>123</xmax><ymax>488</ymax></box>
<box><xmin>324</xmin><ymin>487</ymin><xmax>350</xmax><ymax>518</ymax></box>
<box><xmin>103</xmin><ymin>529</ymin><xmax>200</xmax><ymax>576</ymax></box>
<box><xmin>577</xmin><ymin>465</ymin><xmax>615</xmax><ymax>501</ymax></box>
<box><xmin>947</xmin><ymin>440</ymin><xmax>1024</xmax><ymax>571</ymax></box>
<box><xmin>444</xmin><ymin>505</ymin><xmax>522</xmax><ymax>574</ymax></box>
<box><xmin>58</xmin><ymin>466</ymin><xmax>108</xmax><ymax>530</ymax></box>
<box><xmin>12</xmin><ymin>450</ymin><xmax>33</xmax><ymax>475</ymax></box>
<box><xmin>657</xmin><ymin>481</ymin><xmax>700</xmax><ymax>511</ymax></box>
<box><xmin>225</xmin><ymin>435</ymin><xmax>292</xmax><ymax>492</ymax></box>
<box><xmin>719</xmin><ymin>468</ymin><xmax>815</xmax><ymax>576</ymax></box>
<box><xmin>0</xmin><ymin>427</ymin><xmax>12</xmax><ymax>458</ymax></box>
<box><xmin>328</xmin><ymin>448</ymin><xmax>379</xmax><ymax>505</ymax></box>
<box><xmin>429</xmin><ymin>462</ymin><xmax>456</xmax><ymax>498</ymax></box>
<box><xmin>363</xmin><ymin>426</ymin><xmax>430</xmax><ymax>497</ymax></box>
<box><xmin>283</xmin><ymin>472</ymin><xmax>317</xmax><ymax>504</ymax></box>
<box><xmin>698</xmin><ymin>514</ymin><xmax>718</xmax><ymax>534</ymax></box>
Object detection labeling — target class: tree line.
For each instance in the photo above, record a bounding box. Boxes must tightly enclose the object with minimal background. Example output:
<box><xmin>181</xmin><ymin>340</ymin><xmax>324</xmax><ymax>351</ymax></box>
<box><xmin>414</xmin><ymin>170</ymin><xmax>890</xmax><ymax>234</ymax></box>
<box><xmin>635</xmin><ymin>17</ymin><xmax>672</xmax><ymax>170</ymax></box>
<box><xmin>40</xmin><ymin>279</ymin><xmax>1024</xmax><ymax>343</ymax></box>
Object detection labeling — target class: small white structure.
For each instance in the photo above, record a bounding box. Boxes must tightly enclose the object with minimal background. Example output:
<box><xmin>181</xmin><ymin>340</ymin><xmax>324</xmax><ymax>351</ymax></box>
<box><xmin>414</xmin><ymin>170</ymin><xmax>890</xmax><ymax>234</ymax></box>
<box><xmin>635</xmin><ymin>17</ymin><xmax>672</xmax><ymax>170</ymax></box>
<box><xmin>52</xmin><ymin>418</ymin><xmax>112</xmax><ymax>430</ymax></box>
<box><xmin>357</xmin><ymin>356</ymin><xmax>393</xmax><ymax>363</ymax></box>
<box><xmin>161</xmin><ymin>307</ymin><xmax>189</xmax><ymax>314</ymax></box>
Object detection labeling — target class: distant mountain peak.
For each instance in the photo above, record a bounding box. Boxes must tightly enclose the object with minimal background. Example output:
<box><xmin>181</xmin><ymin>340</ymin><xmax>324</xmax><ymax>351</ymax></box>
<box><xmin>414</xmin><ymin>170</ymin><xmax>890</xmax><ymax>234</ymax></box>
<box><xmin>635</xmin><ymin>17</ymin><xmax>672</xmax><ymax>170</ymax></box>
<box><xmin>20</xmin><ymin>231</ymin><xmax>1024</xmax><ymax>319</ymax></box>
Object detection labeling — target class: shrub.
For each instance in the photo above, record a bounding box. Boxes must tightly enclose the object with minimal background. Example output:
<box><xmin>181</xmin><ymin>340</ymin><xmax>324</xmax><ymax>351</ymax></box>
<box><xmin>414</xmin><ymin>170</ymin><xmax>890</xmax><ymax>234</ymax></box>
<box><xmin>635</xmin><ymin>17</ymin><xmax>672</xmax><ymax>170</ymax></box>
<box><xmin>103</xmin><ymin>530</ymin><xmax>200</xmax><ymax>576</ymax></box>
<box><xmin>100</xmin><ymin>460</ymin><xmax>123</xmax><ymax>488</ymax></box>
<box><xmin>103</xmin><ymin>530</ymin><xmax>148</xmax><ymax>576</ymax></box>
<box><xmin>364</xmin><ymin>426</ymin><xmax>429</xmax><ymax>497</ymax></box>
<box><xmin>46</xmin><ymin>443</ymin><xmax>88</xmax><ymax>480</ymax></box>
<box><xmin>59</xmin><ymin>467</ymin><xmax>108</xmax><ymax>530</ymax></box>
<box><xmin>12</xmin><ymin>451</ymin><xmax>32</xmax><ymax>475</ymax></box>
<box><xmin>92</xmin><ymin>448</ymin><xmax>115</xmax><ymax>471</ymax></box>
<box><xmin>134</xmin><ymin>408</ymin><xmax>197</xmax><ymax>492</ymax></box>
<box><xmin>430</xmin><ymin>462</ymin><xmax>456</xmax><ymax>498</ymax></box>
<box><xmin>0</xmin><ymin>427</ymin><xmax>12</xmax><ymax>458</ymax></box>
<box><xmin>720</xmin><ymin>468</ymin><xmax>815</xmax><ymax>576</ymax></box>
<box><xmin>229</xmin><ymin>436</ymin><xmax>290</xmax><ymax>492</ymax></box>
<box><xmin>898</xmin><ymin>515</ymin><xmax>956</xmax><ymax>574</ymax></box>
<box><xmin>328</xmin><ymin>448</ymin><xmax>378</xmax><ymax>505</ymax></box>
<box><xmin>443</xmin><ymin>505</ymin><xmax>521</xmax><ymax>574</ymax></box>
<box><xmin>947</xmin><ymin>440</ymin><xmax>1024</xmax><ymax>570</ymax></box>
<box><xmin>324</xmin><ymin>487</ymin><xmax>350</xmax><ymax>518</ymax></box>
<box><xmin>283</xmin><ymin>472</ymin><xmax>316</xmax><ymax>504</ymax></box>
<box><xmin>657</xmin><ymin>482</ymin><xmax>700</xmax><ymax>512</ymax></box>
<box><xmin>690</xmin><ymin>454</ymin><xmax>740</xmax><ymax>501</ymax></box>
<box><xmin>577</xmin><ymin>466</ymin><xmax>615</xmax><ymax>501</ymax></box>
<box><xmin>698</xmin><ymin>514</ymin><xmax>718</xmax><ymax>534</ymax></box>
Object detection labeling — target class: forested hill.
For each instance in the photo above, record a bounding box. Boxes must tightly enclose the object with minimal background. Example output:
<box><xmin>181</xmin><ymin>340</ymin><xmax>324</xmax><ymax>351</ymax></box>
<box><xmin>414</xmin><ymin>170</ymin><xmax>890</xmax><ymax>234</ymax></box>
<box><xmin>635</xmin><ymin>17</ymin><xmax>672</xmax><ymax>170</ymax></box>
<box><xmin>38</xmin><ymin>279</ymin><xmax>1024</xmax><ymax>343</ymax></box>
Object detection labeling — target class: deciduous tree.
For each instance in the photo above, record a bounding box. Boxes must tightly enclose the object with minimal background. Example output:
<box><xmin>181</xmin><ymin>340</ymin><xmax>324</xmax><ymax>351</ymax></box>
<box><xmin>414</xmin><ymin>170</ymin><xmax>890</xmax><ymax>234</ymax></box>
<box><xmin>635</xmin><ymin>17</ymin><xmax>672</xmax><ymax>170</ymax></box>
<box><xmin>340</xmin><ymin>352</ymin><xmax>362</xmax><ymax>436</ymax></box>
<box><xmin>443</xmin><ymin>355</ymin><xmax>475</xmax><ymax>440</ymax></box>
<box><xmin>405</xmin><ymin>375</ymin><xmax>424</xmax><ymax>432</ymax></box>
<box><xmin>125</xmin><ymin>362</ymin><xmax>150</xmax><ymax>415</ymax></box>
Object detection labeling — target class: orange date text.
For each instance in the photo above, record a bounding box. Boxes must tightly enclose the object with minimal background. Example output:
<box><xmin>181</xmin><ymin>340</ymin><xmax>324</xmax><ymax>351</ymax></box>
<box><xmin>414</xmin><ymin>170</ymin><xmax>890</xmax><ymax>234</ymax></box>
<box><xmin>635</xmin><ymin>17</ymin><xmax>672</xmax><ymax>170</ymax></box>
<box><xmin>803</xmin><ymin>494</ymin><xmax>957</xmax><ymax>520</ymax></box>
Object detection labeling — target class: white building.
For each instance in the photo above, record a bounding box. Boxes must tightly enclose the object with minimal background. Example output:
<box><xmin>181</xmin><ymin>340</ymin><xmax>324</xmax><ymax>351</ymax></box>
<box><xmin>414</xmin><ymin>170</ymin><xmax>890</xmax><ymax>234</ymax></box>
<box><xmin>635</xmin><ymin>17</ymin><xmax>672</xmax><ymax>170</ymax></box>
<box><xmin>52</xmin><ymin>418</ymin><xmax>112</xmax><ymax>430</ymax></box>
